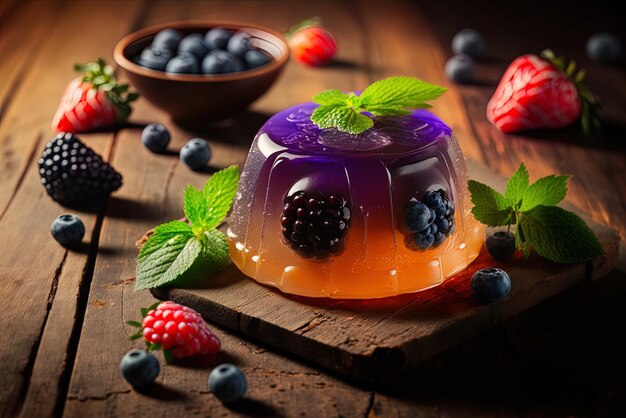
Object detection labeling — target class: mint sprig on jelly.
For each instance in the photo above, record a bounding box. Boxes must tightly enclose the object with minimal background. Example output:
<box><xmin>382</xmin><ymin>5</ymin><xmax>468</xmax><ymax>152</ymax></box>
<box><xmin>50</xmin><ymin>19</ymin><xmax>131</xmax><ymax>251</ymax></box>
<box><xmin>468</xmin><ymin>163</ymin><xmax>604</xmax><ymax>264</ymax></box>
<box><xmin>310</xmin><ymin>76</ymin><xmax>447</xmax><ymax>134</ymax></box>
<box><xmin>135</xmin><ymin>166</ymin><xmax>239</xmax><ymax>290</ymax></box>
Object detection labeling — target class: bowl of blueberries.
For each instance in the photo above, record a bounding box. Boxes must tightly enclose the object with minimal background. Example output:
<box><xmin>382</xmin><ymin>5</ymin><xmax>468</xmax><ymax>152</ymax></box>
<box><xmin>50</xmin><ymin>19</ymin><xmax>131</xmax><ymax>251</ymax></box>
<box><xmin>114</xmin><ymin>20</ymin><xmax>289</xmax><ymax>127</ymax></box>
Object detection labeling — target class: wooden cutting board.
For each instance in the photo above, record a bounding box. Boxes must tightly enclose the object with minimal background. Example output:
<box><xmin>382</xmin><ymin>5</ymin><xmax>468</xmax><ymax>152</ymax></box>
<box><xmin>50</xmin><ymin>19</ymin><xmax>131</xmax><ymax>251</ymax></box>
<box><xmin>152</xmin><ymin>159</ymin><xmax>619</xmax><ymax>382</ymax></box>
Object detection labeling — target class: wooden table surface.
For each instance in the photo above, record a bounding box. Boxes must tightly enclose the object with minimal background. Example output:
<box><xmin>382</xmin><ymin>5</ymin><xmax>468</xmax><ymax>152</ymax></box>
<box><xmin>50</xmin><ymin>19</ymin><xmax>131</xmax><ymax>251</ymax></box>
<box><xmin>1</xmin><ymin>1</ymin><xmax>625</xmax><ymax>417</ymax></box>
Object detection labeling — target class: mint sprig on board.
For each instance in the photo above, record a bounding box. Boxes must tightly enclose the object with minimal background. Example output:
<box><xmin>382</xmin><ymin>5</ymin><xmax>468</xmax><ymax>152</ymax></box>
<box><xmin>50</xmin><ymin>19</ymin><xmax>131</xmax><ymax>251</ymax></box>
<box><xmin>135</xmin><ymin>166</ymin><xmax>239</xmax><ymax>290</ymax></box>
<box><xmin>310</xmin><ymin>76</ymin><xmax>447</xmax><ymax>134</ymax></box>
<box><xmin>468</xmin><ymin>163</ymin><xmax>604</xmax><ymax>264</ymax></box>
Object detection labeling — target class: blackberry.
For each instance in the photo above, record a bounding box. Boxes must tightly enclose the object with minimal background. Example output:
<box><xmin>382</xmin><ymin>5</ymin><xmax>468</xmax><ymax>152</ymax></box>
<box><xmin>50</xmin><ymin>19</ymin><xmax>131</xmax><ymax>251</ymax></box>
<box><xmin>404</xmin><ymin>188</ymin><xmax>455</xmax><ymax>251</ymax></box>
<box><xmin>281</xmin><ymin>190</ymin><xmax>351</xmax><ymax>259</ymax></box>
<box><xmin>39</xmin><ymin>132</ymin><xmax>122</xmax><ymax>205</ymax></box>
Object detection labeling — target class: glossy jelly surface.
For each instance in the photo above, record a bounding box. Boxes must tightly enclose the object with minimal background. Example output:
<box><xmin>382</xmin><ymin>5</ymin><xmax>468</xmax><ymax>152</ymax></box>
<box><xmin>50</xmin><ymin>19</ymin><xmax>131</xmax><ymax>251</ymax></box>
<box><xmin>227</xmin><ymin>102</ymin><xmax>483</xmax><ymax>299</ymax></box>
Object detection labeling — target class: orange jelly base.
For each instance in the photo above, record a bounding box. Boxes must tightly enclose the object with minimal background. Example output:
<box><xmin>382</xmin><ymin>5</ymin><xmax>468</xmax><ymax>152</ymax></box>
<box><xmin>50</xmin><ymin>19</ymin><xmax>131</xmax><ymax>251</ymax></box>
<box><xmin>228</xmin><ymin>216</ymin><xmax>483</xmax><ymax>299</ymax></box>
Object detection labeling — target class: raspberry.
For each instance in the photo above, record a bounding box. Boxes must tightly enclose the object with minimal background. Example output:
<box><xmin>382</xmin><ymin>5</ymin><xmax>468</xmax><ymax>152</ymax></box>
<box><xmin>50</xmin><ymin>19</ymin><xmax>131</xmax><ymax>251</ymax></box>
<box><xmin>141</xmin><ymin>301</ymin><xmax>220</xmax><ymax>359</ymax></box>
<box><xmin>281</xmin><ymin>190</ymin><xmax>351</xmax><ymax>259</ymax></box>
<box><xmin>39</xmin><ymin>132</ymin><xmax>122</xmax><ymax>205</ymax></box>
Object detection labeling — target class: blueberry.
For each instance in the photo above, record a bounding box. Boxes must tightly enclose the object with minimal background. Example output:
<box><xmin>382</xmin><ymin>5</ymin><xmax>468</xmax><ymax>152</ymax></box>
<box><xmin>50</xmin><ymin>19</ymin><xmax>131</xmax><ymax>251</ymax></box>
<box><xmin>141</xmin><ymin>123</ymin><xmax>170</xmax><ymax>153</ymax></box>
<box><xmin>208</xmin><ymin>364</ymin><xmax>247</xmax><ymax>403</ymax></box>
<box><xmin>586</xmin><ymin>33</ymin><xmax>622</xmax><ymax>63</ymax></box>
<box><xmin>451</xmin><ymin>28</ymin><xmax>486</xmax><ymax>58</ymax></box>
<box><xmin>445</xmin><ymin>54</ymin><xmax>474</xmax><ymax>84</ymax></box>
<box><xmin>405</xmin><ymin>201</ymin><xmax>433</xmax><ymax>232</ymax></box>
<box><xmin>433</xmin><ymin>232</ymin><xmax>445</xmax><ymax>245</ymax></box>
<box><xmin>152</xmin><ymin>28</ymin><xmax>183</xmax><ymax>51</ymax></box>
<box><xmin>423</xmin><ymin>191</ymin><xmax>443</xmax><ymax>209</ymax></box>
<box><xmin>415</xmin><ymin>233</ymin><xmax>435</xmax><ymax>250</ymax></box>
<box><xmin>137</xmin><ymin>45</ymin><xmax>174</xmax><ymax>71</ymax></box>
<box><xmin>51</xmin><ymin>214</ymin><xmax>85</xmax><ymax>247</ymax></box>
<box><xmin>471</xmin><ymin>268</ymin><xmax>511</xmax><ymax>303</ymax></box>
<box><xmin>446</xmin><ymin>200</ymin><xmax>455</xmax><ymax>216</ymax></box>
<box><xmin>435</xmin><ymin>218</ymin><xmax>449</xmax><ymax>234</ymax></box>
<box><xmin>201</xmin><ymin>50</ymin><xmax>244</xmax><ymax>74</ymax></box>
<box><xmin>227</xmin><ymin>31</ymin><xmax>252</xmax><ymax>57</ymax></box>
<box><xmin>244</xmin><ymin>48</ymin><xmax>271</xmax><ymax>69</ymax></box>
<box><xmin>180</xmin><ymin>138</ymin><xmax>211</xmax><ymax>170</ymax></box>
<box><xmin>429</xmin><ymin>223</ymin><xmax>438</xmax><ymax>235</ymax></box>
<box><xmin>486</xmin><ymin>230</ymin><xmax>516</xmax><ymax>260</ymax></box>
<box><xmin>205</xmin><ymin>27</ymin><xmax>233</xmax><ymax>49</ymax></box>
<box><xmin>448</xmin><ymin>219</ymin><xmax>455</xmax><ymax>234</ymax></box>
<box><xmin>178</xmin><ymin>33</ymin><xmax>210</xmax><ymax>59</ymax></box>
<box><xmin>165</xmin><ymin>54</ymin><xmax>200</xmax><ymax>74</ymax></box>
<box><xmin>120</xmin><ymin>349</ymin><xmax>160</xmax><ymax>388</ymax></box>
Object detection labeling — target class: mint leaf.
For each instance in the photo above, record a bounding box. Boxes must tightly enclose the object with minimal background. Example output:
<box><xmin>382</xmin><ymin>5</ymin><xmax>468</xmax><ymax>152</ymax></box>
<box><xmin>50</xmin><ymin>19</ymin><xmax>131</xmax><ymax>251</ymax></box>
<box><xmin>519</xmin><ymin>174</ymin><xmax>570</xmax><ymax>212</ymax></box>
<box><xmin>467</xmin><ymin>180</ymin><xmax>513</xmax><ymax>227</ymax></box>
<box><xmin>202</xmin><ymin>165</ymin><xmax>240</xmax><ymax>231</ymax></box>
<box><xmin>139</xmin><ymin>220</ymin><xmax>193</xmax><ymax>258</ymax></box>
<box><xmin>184</xmin><ymin>184</ymin><xmax>207</xmax><ymax>229</ymax></box>
<box><xmin>504</xmin><ymin>163</ymin><xmax>529</xmax><ymax>208</ymax></box>
<box><xmin>359</xmin><ymin>76</ymin><xmax>447</xmax><ymax>115</ymax></box>
<box><xmin>309</xmin><ymin>76</ymin><xmax>446</xmax><ymax>134</ymax></box>
<box><xmin>136</xmin><ymin>234</ymin><xmax>201</xmax><ymax>290</ymax></box>
<box><xmin>311</xmin><ymin>104</ymin><xmax>374</xmax><ymax>134</ymax></box>
<box><xmin>518</xmin><ymin>205</ymin><xmax>604</xmax><ymax>263</ymax></box>
<box><xmin>312</xmin><ymin>89</ymin><xmax>348</xmax><ymax>105</ymax></box>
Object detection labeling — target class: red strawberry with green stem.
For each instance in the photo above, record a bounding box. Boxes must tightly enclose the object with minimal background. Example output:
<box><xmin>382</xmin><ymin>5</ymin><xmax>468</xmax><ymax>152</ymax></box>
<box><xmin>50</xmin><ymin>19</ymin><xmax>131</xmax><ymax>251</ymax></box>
<box><xmin>487</xmin><ymin>50</ymin><xmax>600</xmax><ymax>135</ymax></box>
<box><xmin>286</xmin><ymin>17</ymin><xmax>337</xmax><ymax>66</ymax></box>
<box><xmin>52</xmin><ymin>58</ymin><xmax>138</xmax><ymax>133</ymax></box>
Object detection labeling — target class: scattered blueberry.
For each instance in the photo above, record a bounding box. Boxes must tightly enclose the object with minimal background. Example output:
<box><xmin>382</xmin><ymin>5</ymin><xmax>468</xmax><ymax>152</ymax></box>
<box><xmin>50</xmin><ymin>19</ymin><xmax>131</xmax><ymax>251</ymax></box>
<box><xmin>137</xmin><ymin>46</ymin><xmax>174</xmax><ymax>71</ymax></box>
<box><xmin>445</xmin><ymin>54</ymin><xmax>474</xmax><ymax>84</ymax></box>
<box><xmin>178</xmin><ymin>33</ymin><xmax>211</xmax><ymax>59</ymax></box>
<box><xmin>244</xmin><ymin>49</ymin><xmax>271</xmax><ymax>69</ymax></box>
<box><xmin>227</xmin><ymin>31</ymin><xmax>252</xmax><ymax>57</ymax></box>
<box><xmin>165</xmin><ymin>54</ymin><xmax>200</xmax><ymax>74</ymax></box>
<box><xmin>470</xmin><ymin>268</ymin><xmax>511</xmax><ymax>303</ymax></box>
<box><xmin>120</xmin><ymin>349</ymin><xmax>160</xmax><ymax>388</ymax></box>
<box><xmin>202</xmin><ymin>50</ymin><xmax>245</xmax><ymax>74</ymax></box>
<box><xmin>141</xmin><ymin>123</ymin><xmax>171</xmax><ymax>153</ymax></box>
<box><xmin>180</xmin><ymin>138</ymin><xmax>211</xmax><ymax>170</ymax></box>
<box><xmin>486</xmin><ymin>230</ymin><xmax>516</xmax><ymax>260</ymax></box>
<box><xmin>452</xmin><ymin>29</ymin><xmax>486</xmax><ymax>58</ymax></box>
<box><xmin>208</xmin><ymin>364</ymin><xmax>247</xmax><ymax>403</ymax></box>
<box><xmin>404</xmin><ymin>189</ymin><xmax>455</xmax><ymax>251</ymax></box>
<box><xmin>152</xmin><ymin>28</ymin><xmax>183</xmax><ymax>51</ymax></box>
<box><xmin>586</xmin><ymin>33</ymin><xmax>622</xmax><ymax>63</ymax></box>
<box><xmin>205</xmin><ymin>27</ymin><xmax>233</xmax><ymax>49</ymax></box>
<box><xmin>51</xmin><ymin>214</ymin><xmax>85</xmax><ymax>247</ymax></box>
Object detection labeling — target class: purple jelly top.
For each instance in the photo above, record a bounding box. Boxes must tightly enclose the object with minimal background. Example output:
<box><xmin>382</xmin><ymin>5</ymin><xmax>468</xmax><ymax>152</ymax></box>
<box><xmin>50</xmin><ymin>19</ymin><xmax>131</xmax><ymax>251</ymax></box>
<box><xmin>258</xmin><ymin>102</ymin><xmax>452</xmax><ymax>157</ymax></box>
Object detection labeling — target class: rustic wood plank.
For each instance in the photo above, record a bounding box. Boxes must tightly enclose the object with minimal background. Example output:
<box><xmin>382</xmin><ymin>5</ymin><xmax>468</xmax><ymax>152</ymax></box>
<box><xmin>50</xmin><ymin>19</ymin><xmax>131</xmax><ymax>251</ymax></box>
<box><xmin>155</xmin><ymin>158</ymin><xmax>618</xmax><ymax>382</ymax></box>
<box><xmin>0</xmin><ymin>2</ymin><xmax>146</xmax><ymax>417</ymax></box>
<box><xmin>62</xmin><ymin>1</ymin><xmax>378</xmax><ymax>416</ymax></box>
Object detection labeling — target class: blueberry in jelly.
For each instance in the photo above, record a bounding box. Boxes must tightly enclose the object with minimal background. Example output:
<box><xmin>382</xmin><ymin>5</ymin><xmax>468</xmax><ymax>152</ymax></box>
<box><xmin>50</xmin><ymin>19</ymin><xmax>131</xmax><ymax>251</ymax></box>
<box><xmin>404</xmin><ymin>188</ymin><xmax>455</xmax><ymax>251</ymax></box>
<box><xmin>404</xmin><ymin>200</ymin><xmax>433</xmax><ymax>232</ymax></box>
<box><xmin>281</xmin><ymin>190</ymin><xmax>351</xmax><ymax>259</ymax></box>
<box><xmin>178</xmin><ymin>33</ymin><xmax>210</xmax><ymax>59</ymax></box>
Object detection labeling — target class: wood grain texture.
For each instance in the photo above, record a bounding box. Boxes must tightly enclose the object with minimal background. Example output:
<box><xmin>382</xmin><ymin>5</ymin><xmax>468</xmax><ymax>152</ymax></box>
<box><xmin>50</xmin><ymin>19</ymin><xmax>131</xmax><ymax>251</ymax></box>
<box><xmin>153</xmin><ymin>159</ymin><xmax>618</xmax><ymax>382</ymax></box>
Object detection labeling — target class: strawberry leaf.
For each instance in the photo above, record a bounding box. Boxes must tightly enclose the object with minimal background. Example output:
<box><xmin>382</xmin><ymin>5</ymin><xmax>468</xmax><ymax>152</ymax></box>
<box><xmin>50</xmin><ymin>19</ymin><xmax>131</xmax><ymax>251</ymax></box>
<box><xmin>126</xmin><ymin>320</ymin><xmax>142</xmax><ymax>328</ymax></box>
<box><xmin>163</xmin><ymin>349</ymin><xmax>174</xmax><ymax>364</ymax></box>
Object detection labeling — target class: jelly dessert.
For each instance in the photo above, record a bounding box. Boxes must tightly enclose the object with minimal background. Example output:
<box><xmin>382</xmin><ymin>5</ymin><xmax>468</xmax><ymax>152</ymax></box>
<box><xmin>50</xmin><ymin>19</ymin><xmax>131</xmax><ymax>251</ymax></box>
<box><xmin>228</xmin><ymin>81</ymin><xmax>483</xmax><ymax>299</ymax></box>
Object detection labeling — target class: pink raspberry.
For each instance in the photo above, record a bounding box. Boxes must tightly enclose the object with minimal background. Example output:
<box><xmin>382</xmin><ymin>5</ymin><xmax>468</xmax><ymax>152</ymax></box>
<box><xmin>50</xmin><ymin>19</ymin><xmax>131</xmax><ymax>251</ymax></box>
<box><xmin>141</xmin><ymin>301</ymin><xmax>220</xmax><ymax>359</ymax></box>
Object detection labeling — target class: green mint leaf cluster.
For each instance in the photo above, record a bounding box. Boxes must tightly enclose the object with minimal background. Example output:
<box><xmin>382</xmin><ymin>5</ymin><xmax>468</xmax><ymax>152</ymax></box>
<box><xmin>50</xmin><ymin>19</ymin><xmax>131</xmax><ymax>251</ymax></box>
<box><xmin>135</xmin><ymin>166</ymin><xmax>239</xmax><ymax>290</ymax></box>
<box><xmin>468</xmin><ymin>163</ymin><xmax>604</xmax><ymax>264</ymax></box>
<box><xmin>310</xmin><ymin>76</ymin><xmax>447</xmax><ymax>135</ymax></box>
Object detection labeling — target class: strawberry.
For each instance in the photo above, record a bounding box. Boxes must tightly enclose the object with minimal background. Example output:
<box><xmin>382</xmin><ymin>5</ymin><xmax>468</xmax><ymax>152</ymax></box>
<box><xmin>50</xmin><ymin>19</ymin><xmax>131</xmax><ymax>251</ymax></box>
<box><xmin>287</xmin><ymin>18</ymin><xmax>337</xmax><ymax>66</ymax></box>
<box><xmin>52</xmin><ymin>58</ymin><xmax>138</xmax><ymax>133</ymax></box>
<box><xmin>487</xmin><ymin>50</ymin><xmax>599</xmax><ymax>135</ymax></box>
